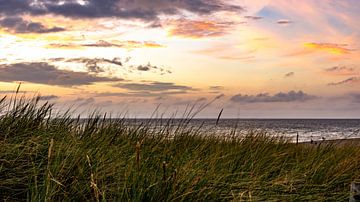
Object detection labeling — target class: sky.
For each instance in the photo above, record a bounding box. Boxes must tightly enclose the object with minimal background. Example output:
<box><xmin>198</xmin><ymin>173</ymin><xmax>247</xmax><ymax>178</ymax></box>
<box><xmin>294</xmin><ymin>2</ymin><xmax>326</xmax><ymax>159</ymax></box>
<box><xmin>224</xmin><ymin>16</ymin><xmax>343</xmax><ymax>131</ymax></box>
<box><xmin>0</xmin><ymin>0</ymin><xmax>360</xmax><ymax>118</ymax></box>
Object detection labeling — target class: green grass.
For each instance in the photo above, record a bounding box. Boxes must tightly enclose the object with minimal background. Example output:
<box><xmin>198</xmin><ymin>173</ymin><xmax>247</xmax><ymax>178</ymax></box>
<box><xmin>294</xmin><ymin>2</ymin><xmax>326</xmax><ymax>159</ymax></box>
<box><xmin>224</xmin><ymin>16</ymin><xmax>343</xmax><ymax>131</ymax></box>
<box><xmin>1</xmin><ymin>95</ymin><xmax>360</xmax><ymax>201</ymax></box>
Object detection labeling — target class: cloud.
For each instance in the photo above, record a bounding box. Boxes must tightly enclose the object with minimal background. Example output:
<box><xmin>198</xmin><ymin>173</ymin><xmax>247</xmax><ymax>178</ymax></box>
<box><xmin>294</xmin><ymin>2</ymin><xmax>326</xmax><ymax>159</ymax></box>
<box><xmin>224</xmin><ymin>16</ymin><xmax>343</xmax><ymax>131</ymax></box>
<box><xmin>0</xmin><ymin>90</ymin><xmax>32</xmax><ymax>94</ymax></box>
<box><xmin>209</xmin><ymin>86</ymin><xmax>224</xmax><ymax>90</ymax></box>
<box><xmin>83</xmin><ymin>40</ymin><xmax>124</xmax><ymax>48</ymax></box>
<box><xmin>284</xmin><ymin>72</ymin><xmax>294</xmax><ymax>78</ymax></box>
<box><xmin>173</xmin><ymin>97</ymin><xmax>207</xmax><ymax>106</ymax></box>
<box><xmin>0</xmin><ymin>16</ymin><xmax>65</xmax><ymax>34</ymax></box>
<box><xmin>277</xmin><ymin>19</ymin><xmax>292</xmax><ymax>25</ymax></box>
<box><xmin>244</xmin><ymin>16</ymin><xmax>263</xmax><ymax>20</ymax></box>
<box><xmin>351</xmin><ymin>94</ymin><xmax>360</xmax><ymax>103</ymax></box>
<box><xmin>324</xmin><ymin>66</ymin><xmax>355</xmax><ymax>76</ymax></box>
<box><xmin>0</xmin><ymin>0</ymin><xmax>243</xmax><ymax>22</ymax></box>
<box><xmin>39</xmin><ymin>95</ymin><xmax>59</xmax><ymax>100</ymax></box>
<box><xmin>136</xmin><ymin>63</ymin><xmax>155</xmax><ymax>71</ymax></box>
<box><xmin>215</xmin><ymin>93</ymin><xmax>225</xmax><ymax>99</ymax></box>
<box><xmin>328</xmin><ymin>77</ymin><xmax>360</xmax><ymax>86</ymax></box>
<box><xmin>82</xmin><ymin>98</ymin><xmax>96</xmax><ymax>105</ymax></box>
<box><xmin>141</xmin><ymin>41</ymin><xmax>165</xmax><ymax>48</ymax></box>
<box><xmin>286</xmin><ymin>42</ymin><xmax>355</xmax><ymax>57</ymax></box>
<box><xmin>133</xmin><ymin>63</ymin><xmax>171</xmax><ymax>75</ymax></box>
<box><xmin>166</xmin><ymin>19</ymin><xmax>235</xmax><ymax>38</ymax></box>
<box><xmin>305</xmin><ymin>43</ymin><xmax>353</xmax><ymax>55</ymax></box>
<box><xmin>335</xmin><ymin>93</ymin><xmax>360</xmax><ymax>103</ymax></box>
<box><xmin>47</xmin><ymin>40</ymin><xmax>164</xmax><ymax>49</ymax></box>
<box><xmin>65</xmin><ymin>57</ymin><xmax>123</xmax><ymax>73</ymax></box>
<box><xmin>72</xmin><ymin>97</ymin><xmax>96</xmax><ymax>105</ymax></box>
<box><xmin>0</xmin><ymin>62</ymin><xmax>122</xmax><ymax>86</ymax></box>
<box><xmin>230</xmin><ymin>91</ymin><xmax>317</xmax><ymax>103</ymax></box>
<box><xmin>51</xmin><ymin>57</ymin><xmax>171</xmax><ymax>75</ymax></box>
<box><xmin>95</xmin><ymin>90</ymin><xmax>189</xmax><ymax>98</ymax></box>
<box><xmin>113</xmin><ymin>82</ymin><xmax>194</xmax><ymax>92</ymax></box>
<box><xmin>46</xmin><ymin>43</ymin><xmax>82</xmax><ymax>49</ymax></box>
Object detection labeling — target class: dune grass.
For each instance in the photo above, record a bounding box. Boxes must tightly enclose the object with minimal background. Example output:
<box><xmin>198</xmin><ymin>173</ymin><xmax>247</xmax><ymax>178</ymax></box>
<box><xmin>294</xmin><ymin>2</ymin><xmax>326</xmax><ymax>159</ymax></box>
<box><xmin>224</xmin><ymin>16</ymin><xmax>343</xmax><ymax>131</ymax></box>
<box><xmin>1</xmin><ymin>95</ymin><xmax>360</xmax><ymax>201</ymax></box>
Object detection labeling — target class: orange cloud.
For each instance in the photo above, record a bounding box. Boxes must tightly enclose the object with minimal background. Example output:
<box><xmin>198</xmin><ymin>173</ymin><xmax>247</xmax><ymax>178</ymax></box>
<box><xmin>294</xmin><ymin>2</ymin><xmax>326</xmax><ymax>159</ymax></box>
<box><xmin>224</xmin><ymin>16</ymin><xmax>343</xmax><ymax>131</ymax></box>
<box><xmin>143</xmin><ymin>41</ymin><xmax>164</xmax><ymax>48</ymax></box>
<box><xmin>304</xmin><ymin>43</ymin><xmax>352</xmax><ymax>55</ymax></box>
<box><xmin>125</xmin><ymin>40</ymin><xmax>165</xmax><ymax>49</ymax></box>
<box><xmin>166</xmin><ymin>19</ymin><xmax>233</xmax><ymax>38</ymax></box>
<box><xmin>286</xmin><ymin>42</ymin><xmax>354</xmax><ymax>57</ymax></box>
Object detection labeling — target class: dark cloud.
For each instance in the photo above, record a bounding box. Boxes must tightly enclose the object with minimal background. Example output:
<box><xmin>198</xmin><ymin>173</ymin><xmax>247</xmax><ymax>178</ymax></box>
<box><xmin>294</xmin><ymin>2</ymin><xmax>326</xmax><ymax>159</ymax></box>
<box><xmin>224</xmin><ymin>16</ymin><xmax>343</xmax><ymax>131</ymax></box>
<box><xmin>136</xmin><ymin>64</ymin><xmax>152</xmax><ymax>71</ymax></box>
<box><xmin>277</xmin><ymin>19</ymin><xmax>292</xmax><ymax>25</ymax></box>
<box><xmin>0</xmin><ymin>62</ymin><xmax>122</xmax><ymax>86</ymax></box>
<box><xmin>0</xmin><ymin>90</ymin><xmax>31</xmax><ymax>94</ymax></box>
<box><xmin>39</xmin><ymin>95</ymin><xmax>59</xmax><ymax>100</ymax></box>
<box><xmin>66</xmin><ymin>57</ymin><xmax>123</xmax><ymax>73</ymax></box>
<box><xmin>47</xmin><ymin>57</ymin><xmax>66</xmax><ymax>62</ymax></box>
<box><xmin>50</xmin><ymin>57</ymin><xmax>170</xmax><ymax>75</ymax></box>
<box><xmin>244</xmin><ymin>16</ymin><xmax>263</xmax><ymax>20</ymax></box>
<box><xmin>324</xmin><ymin>66</ymin><xmax>355</xmax><ymax>76</ymax></box>
<box><xmin>0</xmin><ymin>16</ymin><xmax>65</xmax><ymax>33</ymax></box>
<box><xmin>284</xmin><ymin>72</ymin><xmax>294</xmax><ymax>78</ymax></box>
<box><xmin>325</xmin><ymin>66</ymin><xmax>353</xmax><ymax>72</ymax></box>
<box><xmin>134</xmin><ymin>63</ymin><xmax>162</xmax><ymax>72</ymax></box>
<box><xmin>0</xmin><ymin>0</ymin><xmax>243</xmax><ymax>22</ymax></box>
<box><xmin>0</xmin><ymin>0</ymin><xmax>42</xmax><ymax>16</ymax></box>
<box><xmin>137</xmin><ymin>66</ymin><xmax>149</xmax><ymax>71</ymax></box>
<box><xmin>114</xmin><ymin>82</ymin><xmax>194</xmax><ymax>92</ymax></box>
<box><xmin>52</xmin><ymin>57</ymin><xmax>123</xmax><ymax>66</ymax></box>
<box><xmin>230</xmin><ymin>91</ymin><xmax>317</xmax><ymax>103</ymax></box>
<box><xmin>328</xmin><ymin>77</ymin><xmax>360</xmax><ymax>86</ymax></box>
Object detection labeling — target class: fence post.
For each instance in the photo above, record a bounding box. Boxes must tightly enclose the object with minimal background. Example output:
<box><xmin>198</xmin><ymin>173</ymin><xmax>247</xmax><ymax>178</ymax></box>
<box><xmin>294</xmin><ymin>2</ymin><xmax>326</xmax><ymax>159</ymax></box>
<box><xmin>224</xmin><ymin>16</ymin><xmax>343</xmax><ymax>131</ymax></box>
<box><xmin>350</xmin><ymin>181</ymin><xmax>360</xmax><ymax>202</ymax></box>
<box><xmin>296</xmin><ymin>132</ymin><xmax>299</xmax><ymax>145</ymax></box>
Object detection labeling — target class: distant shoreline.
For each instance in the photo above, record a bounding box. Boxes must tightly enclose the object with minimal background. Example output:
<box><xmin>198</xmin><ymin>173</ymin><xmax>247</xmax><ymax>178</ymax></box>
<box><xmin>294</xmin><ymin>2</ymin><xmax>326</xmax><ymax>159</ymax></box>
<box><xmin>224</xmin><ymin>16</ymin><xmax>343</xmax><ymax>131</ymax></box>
<box><xmin>301</xmin><ymin>137</ymin><xmax>360</xmax><ymax>146</ymax></box>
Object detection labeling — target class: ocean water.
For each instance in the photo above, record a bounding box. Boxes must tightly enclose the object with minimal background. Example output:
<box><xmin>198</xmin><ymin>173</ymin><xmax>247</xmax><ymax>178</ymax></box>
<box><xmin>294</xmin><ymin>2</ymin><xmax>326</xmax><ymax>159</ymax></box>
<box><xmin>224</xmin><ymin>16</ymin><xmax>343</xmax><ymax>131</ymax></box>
<box><xmin>126</xmin><ymin>119</ymin><xmax>360</xmax><ymax>142</ymax></box>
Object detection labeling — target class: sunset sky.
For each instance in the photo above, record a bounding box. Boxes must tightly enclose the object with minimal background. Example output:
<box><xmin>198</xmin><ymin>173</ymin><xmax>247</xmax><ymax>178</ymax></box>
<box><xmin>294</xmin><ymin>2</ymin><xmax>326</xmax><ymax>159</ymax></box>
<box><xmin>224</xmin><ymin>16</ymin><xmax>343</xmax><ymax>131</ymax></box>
<box><xmin>0</xmin><ymin>0</ymin><xmax>360</xmax><ymax>118</ymax></box>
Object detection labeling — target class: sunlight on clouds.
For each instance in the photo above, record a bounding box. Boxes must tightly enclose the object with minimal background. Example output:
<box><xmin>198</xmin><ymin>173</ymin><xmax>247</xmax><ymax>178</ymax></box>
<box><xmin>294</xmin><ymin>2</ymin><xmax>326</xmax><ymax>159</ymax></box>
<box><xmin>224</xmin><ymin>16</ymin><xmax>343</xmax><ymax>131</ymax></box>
<box><xmin>304</xmin><ymin>43</ymin><xmax>352</xmax><ymax>55</ymax></box>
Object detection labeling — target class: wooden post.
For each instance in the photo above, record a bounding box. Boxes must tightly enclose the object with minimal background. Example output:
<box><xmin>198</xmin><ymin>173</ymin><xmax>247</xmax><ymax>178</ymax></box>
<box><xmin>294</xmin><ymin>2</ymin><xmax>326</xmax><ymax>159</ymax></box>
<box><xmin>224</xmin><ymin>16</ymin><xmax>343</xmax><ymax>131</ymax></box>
<box><xmin>296</xmin><ymin>132</ymin><xmax>299</xmax><ymax>145</ymax></box>
<box><xmin>216</xmin><ymin>108</ymin><xmax>223</xmax><ymax>126</ymax></box>
<box><xmin>350</xmin><ymin>181</ymin><xmax>360</xmax><ymax>202</ymax></box>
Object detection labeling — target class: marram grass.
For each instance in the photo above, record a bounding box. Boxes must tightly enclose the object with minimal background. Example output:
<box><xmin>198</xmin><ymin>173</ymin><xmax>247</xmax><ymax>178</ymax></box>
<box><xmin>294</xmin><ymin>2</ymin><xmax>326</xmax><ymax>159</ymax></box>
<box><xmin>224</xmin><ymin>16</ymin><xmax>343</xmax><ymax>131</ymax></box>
<box><xmin>1</xmin><ymin>95</ymin><xmax>360</xmax><ymax>201</ymax></box>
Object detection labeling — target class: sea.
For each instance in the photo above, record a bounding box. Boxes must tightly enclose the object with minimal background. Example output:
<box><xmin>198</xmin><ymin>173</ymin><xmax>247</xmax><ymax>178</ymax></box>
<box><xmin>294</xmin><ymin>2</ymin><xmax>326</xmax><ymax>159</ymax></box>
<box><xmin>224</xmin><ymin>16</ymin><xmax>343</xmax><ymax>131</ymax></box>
<box><xmin>125</xmin><ymin>119</ymin><xmax>360</xmax><ymax>143</ymax></box>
